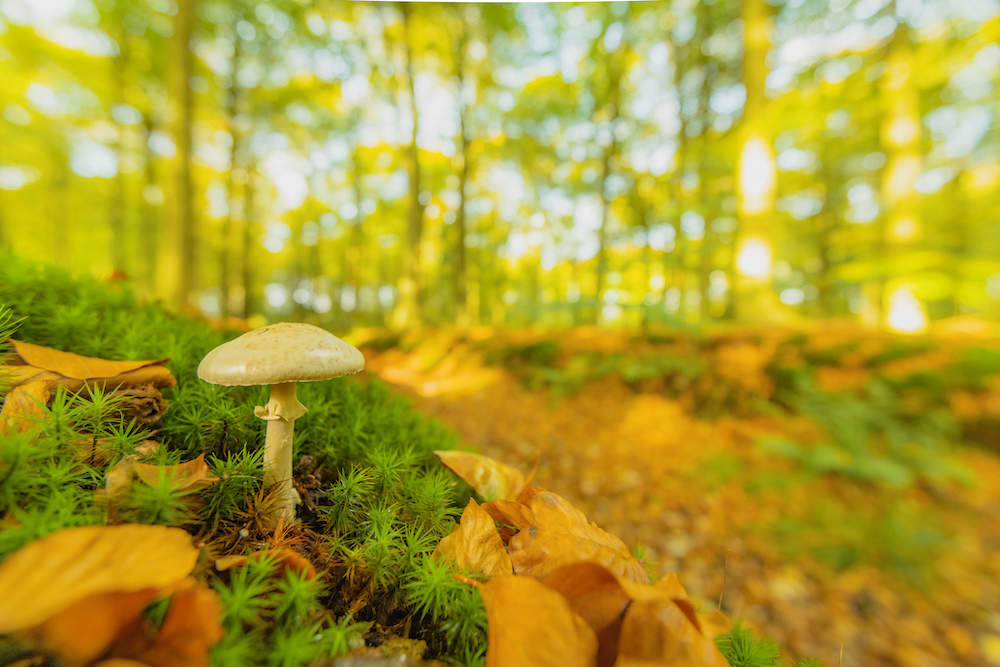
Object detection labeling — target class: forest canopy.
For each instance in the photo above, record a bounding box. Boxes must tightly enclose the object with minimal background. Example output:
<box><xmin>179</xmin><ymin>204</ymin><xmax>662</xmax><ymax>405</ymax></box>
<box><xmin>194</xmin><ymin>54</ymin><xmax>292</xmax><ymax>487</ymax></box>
<box><xmin>0</xmin><ymin>0</ymin><xmax>998</xmax><ymax>331</ymax></box>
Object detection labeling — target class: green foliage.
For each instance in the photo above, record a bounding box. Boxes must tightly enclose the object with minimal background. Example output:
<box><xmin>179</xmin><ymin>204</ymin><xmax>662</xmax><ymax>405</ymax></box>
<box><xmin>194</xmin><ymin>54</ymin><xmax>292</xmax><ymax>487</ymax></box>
<box><xmin>768</xmin><ymin>375</ymin><xmax>973</xmax><ymax>488</ymax></box>
<box><xmin>716</xmin><ymin>621</ymin><xmax>783</xmax><ymax>666</ymax></box>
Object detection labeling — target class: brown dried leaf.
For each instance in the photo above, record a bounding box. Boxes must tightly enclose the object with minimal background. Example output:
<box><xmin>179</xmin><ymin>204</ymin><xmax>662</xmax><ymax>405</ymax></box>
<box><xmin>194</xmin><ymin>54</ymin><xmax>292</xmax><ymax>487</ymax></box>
<box><xmin>9</xmin><ymin>340</ymin><xmax>168</xmax><ymax>381</ymax></box>
<box><xmin>434</xmin><ymin>450</ymin><xmax>525</xmax><ymax>501</ymax></box>
<box><xmin>481</xmin><ymin>499</ymin><xmax>534</xmax><ymax>531</ymax></box>
<box><xmin>508</xmin><ymin>490</ymin><xmax>649</xmax><ymax>584</ymax></box>
<box><xmin>0</xmin><ymin>379</ymin><xmax>52</xmax><ymax>434</ymax></box>
<box><xmin>541</xmin><ymin>562</ymin><xmax>632</xmax><ymax>667</ymax></box>
<box><xmin>614</xmin><ymin>596</ymin><xmax>729</xmax><ymax>667</ymax></box>
<box><xmin>0</xmin><ymin>524</ymin><xmax>199</xmax><ymax>633</ymax></box>
<box><xmin>133</xmin><ymin>582</ymin><xmax>224</xmax><ymax>667</ymax></box>
<box><xmin>433</xmin><ymin>499</ymin><xmax>513</xmax><ymax>579</ymax></box>
<box><xmin>30</xmin><ymin>589</ymin><xmax>161</xmax><ymax>666</ymax></box>
<box><xmin>481</xmin><ymin>499</ymin><xmax>535</xmax><ymax>545</ymax></box>
<box><xmin>477</xmin><ymin>575</ymin><xmax>598</xmax><ymax>667</ymax></box>
<box><xmin>134</xmin><ymin>454</ymin><xmax>219</xmax><ymax>491</ymax></box>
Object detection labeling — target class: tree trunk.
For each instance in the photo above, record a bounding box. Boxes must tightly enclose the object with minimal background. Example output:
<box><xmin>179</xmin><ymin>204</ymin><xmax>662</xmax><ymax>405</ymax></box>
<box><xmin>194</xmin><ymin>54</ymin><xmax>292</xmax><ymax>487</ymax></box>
<box><xmin>221</xmin><ymin>29</ymin><xmax>243</xmax><ymax>319</ymax></box>
<box><xmin>168</xmin><ymin>0</ymin><xmax>197</xmax><ymax>309</ymax></box>
<box><xmin>874</xmin><ymin>22</ymin><xmax>922</xmax><ymax>328</ymax></box>
<box><xmin>732</xmin><ymin>0</ymin><xmax>779</xmax><ymax>321</ymax></box>
<box><xmin>110</xmin><ymin>26</ymin><xmax>129</xmax><ymax>275</ymax></box>
<box><xmin>241</xmin><ymin>168</ymin><xmax>256</xmax><ymax>319</ymax></box>
<box><xmin>665</xmin><ymin>41</ymin><xmax>687</xmax><ymax>312</ymax></box>
<box><xmin>454</xmin><ymin>17</ymin><xmax>471</xmax><ymax>327</ymax></box>
<box><xmin>391</xmin><ymin>2</ymin><xmax>424</xmax><ymax>329</ymax></box>
<box><xmin>593</xmin><ymin>42</ymin><xmax>623</xmax><ymax>325</ymax></box>
<box><xmin>141</xmin><ymin>112</ymin><xmax>159</xmax><ymax>296</ymax></box>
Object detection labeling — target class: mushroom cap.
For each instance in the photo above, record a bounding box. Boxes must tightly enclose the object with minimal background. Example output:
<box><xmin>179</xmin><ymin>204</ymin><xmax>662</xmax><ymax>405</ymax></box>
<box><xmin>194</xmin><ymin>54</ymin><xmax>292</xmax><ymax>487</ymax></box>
<box><xmin>197</xmin><ymin>322</ymin><xmax>365</xmax><ymax>387</ymax></box>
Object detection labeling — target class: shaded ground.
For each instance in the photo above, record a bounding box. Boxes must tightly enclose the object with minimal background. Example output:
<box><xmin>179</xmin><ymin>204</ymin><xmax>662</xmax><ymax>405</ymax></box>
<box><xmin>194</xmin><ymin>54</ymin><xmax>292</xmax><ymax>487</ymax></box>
<box><xmin>354</xmin><ymin>324</ymin><xmax>1000</xmax><ymax>667</ymax></box>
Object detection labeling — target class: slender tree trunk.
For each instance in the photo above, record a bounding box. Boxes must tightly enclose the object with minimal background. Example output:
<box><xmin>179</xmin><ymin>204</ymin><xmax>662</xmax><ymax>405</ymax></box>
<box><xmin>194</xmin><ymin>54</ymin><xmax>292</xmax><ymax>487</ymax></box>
<box><xmin>141</xmin><ymin>112</ymin><xmax>159</xmax><ymax>296</ymax></box>
<box><xmin>454</xmin><ymin>19</ymin><xmax>471</xmax><ymax>326</ymax></box>
<box><xmin>665</xmin><ymin>42</ymin><xmax>687</xmax><ymax>311</ymax></box>
<box><xmin>168</xmin><ymin>0</ymin><xmax>197</xmax><ymax>309</ymax></box>
<box><xmin>111</xmin><ymin>27</ymin><xmax>129</xmax><ymax>275</ymax></box>
<box><xmin>241</xmin><ymin>168</ymin><xmax>256</xmax><ymax>319</ymax></box>
<box><xmin>695</xmin><ymin>5</ymin><xmax>714</xmax><ymax>319</ymax></box>
<box><xmin>220</xmin><ymin>30</ymin><xmax>243</xmax><ymax>319</ymax></box>
<box><xmin>874</xmin><ymin>22</ymin><xmax>922</xmax><ymax>328</ymax></box>
<box><xmin>593</xmin><ymin>51</ymin><xmax>622</xmax><ymax>325</ymax></box>
<box><xmin>391</xmin><ymin>2</ymin><xmax>424</xmax><ymax>329</ymax></box>
<box><xmin>732</xmin><ymin>0</ymin><xmax>778</xmax><ymax>321</ymax></box>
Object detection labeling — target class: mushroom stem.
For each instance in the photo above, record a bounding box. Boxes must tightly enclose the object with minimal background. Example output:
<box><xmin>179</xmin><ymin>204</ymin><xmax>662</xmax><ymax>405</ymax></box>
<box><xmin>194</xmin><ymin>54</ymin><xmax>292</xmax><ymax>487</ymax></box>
<box><xmin>254</xmin><ymin>382</ymin><xmax>308</xmax><ymax>520</ymax></box>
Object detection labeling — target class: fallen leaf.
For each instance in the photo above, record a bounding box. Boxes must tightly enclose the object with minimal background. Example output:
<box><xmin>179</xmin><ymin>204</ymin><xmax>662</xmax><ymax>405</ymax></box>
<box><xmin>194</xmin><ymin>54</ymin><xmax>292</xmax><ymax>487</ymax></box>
<box><xmin>476</xmin><ymin>575</ymin><xmax>598</xmax><ymax>667</ymax></box>
<box><xmin>134</xmin><ymin>454</ymin><xmax>219</xmax><ymax>491</ymax></box>
<box><xmin>434</xmin><ymin>450</ymin><xmax>526</xmax><ymax>501</ymax></box>
<box><xmin>30</xmin><ymin>589</ymin><xmax>161</xmax><ymax>666</ymax></box>
<box><xmin>433</xmin><ymin>499</ymin><xmax>513</xmax><ymax>579</ymax></box>
<box><xmin>614</xmin><ymin>595</ymin><xmax>729</xmax><ymax>667</ymax></box>
<box><xmin>481</xmin><ymin>499</ymin><xmax>534</xmax><ymax>545</ymax></box>
<box><xmin>9</xmin><ymin>340</ymin><xmax>169</xmax><ymax>382</ymax></box>
<box><xmin>508</xmin><ymin>490</ymin><xmax>649</xmax><ymax>584</ymax></box>
<box><xmin>215</xmin><ymin>547</ymin><xmax>318</xmax><ymax>580</ymax></box>
<box><xmin>0</xmin><ymin>379</ymin><xmax>53</xmax><ymax>434</ymax></box>
<box><xmin>133</xmin><ymin>581</ymin><xmax>224</xmax><ymax>667</ymax></box>
<box><xmin>541</xmin><ymin>562</ymin><xmax>632</xmax><ymax>667</ymax></box>
<box><xmin>0</xmin><ymin>524</ymin><xmax>199</xmax><ymax>633</ymax></box>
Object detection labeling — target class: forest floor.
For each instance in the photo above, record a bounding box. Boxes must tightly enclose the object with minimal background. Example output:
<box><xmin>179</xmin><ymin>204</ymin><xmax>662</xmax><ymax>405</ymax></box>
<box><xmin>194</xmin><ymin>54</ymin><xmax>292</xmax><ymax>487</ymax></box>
<box><xmin>353</xmin><ymin>323</ymin><xmax>1000</xmax><ymax>667</ymax></box>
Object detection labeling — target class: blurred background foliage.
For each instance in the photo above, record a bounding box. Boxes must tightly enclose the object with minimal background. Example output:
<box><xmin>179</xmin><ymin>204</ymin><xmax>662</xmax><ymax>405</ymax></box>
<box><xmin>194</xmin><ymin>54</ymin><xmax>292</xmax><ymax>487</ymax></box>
<box><xmin>0</xmin><ymin>0</ymin><xmax>998</xmax><ymax>331</ymax></box>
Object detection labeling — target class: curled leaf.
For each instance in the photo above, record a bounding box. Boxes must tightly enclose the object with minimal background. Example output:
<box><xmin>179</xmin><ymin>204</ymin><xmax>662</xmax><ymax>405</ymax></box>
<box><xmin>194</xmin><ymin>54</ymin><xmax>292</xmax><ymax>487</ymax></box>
<box><xmin>9</xmin><ymin>340</ymin><xmax>169</xmax><ymax>382</ymax></box>
<box><xmin>215</xmin><ymin>548</ymin><xmax>318</xmax><ymax>580</ymax></box>
<box><xmin>476</xmin><ymin>575</ymin><xmax>598</xmax><ymax>667</ymax></box>
<box><xmin>508</xmin><ymin>490</ymin><xmax>649</xmax><ymax>584</ymax></box>
<box><xmin>433</xmin><ymin>499</ymin><xmax>513</xmax><ymax>579</ymax></box>
<box><xmin>434</xmin><ymin>450</ymin><xmax>526</xmax><ymax>501</ymax></box>
<box><xmin>132</xmin><ymin>581</ymin><xmax>224</xmax><ymax>667</ymax></box>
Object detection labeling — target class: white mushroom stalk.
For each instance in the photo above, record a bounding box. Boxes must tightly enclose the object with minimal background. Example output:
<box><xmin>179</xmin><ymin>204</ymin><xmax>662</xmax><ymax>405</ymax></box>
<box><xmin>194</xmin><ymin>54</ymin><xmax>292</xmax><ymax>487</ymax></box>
<box><xmin>255</xmin><ymin>382</ymin><xmax>308</xmax><ymax>515</ymax></box>
<box><xmin>197</xmin><ymin>323</ymin><xmax>365</xmax><ymax>523</ymax></box>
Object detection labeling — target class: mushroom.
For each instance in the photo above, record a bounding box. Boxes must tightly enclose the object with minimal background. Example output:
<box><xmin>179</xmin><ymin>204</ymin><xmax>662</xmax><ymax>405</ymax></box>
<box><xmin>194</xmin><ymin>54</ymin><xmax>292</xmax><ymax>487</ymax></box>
<box><xmin>197</xmin><ymin>322</ymin><xmax>365</xmax><ymax>521</ymax></box>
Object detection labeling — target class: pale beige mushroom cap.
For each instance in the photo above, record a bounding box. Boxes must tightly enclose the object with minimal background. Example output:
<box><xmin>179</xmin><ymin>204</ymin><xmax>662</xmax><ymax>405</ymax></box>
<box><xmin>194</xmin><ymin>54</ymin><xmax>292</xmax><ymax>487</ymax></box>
<box><xmin>197</xmin><ymin>322</ymin><xmax>365</xmax><ymax>387</ymax></box>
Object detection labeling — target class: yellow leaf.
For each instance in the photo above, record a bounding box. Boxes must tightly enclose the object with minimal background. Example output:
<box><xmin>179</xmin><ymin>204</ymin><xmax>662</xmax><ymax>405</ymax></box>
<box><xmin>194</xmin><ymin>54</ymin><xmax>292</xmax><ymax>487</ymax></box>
<box><xmin>434</xmin><ymin>450</ymin><xmax>525</xmax><ymax>501</ymax></box>
<box><xmin>0</xmin><ymin>379</ymin><xmax>52</xmax><ymax>434</ymax></box>
<box><xmin>508</xmin><ymin>490</ymin><xmax>649</xmax><ymax>584</ymax></box>
<box><xmin>433</xmin><ymin>499</ymin><xmax>513</xmax><ymax>579</ymax></box>
<box><xmin>0</xmin><ymin>524</ymin><xmax>199</xmax><ymax>633</ymax></box>
<box><xmin>477</xmin><ymin>575</ymin><xmax>598</xmax><ymax>667</ymax></box>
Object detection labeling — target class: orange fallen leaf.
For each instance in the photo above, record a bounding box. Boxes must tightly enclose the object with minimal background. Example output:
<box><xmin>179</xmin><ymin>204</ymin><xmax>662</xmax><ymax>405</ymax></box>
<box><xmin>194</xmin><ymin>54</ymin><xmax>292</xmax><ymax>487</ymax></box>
<box><xmin>0</xmin><ymin>524</ymin><xmax>199</xmax><ymax>633</ymax></box>
<box><xmin>540</xmin><ymin>563</ymin><xmax>731</xmax><ymax>667</ymax></box>
<box><xmin>215</xmin><ymin>547</ymin><xmax>318</xmax><ymax>580</ymax></box>
<box><xmin>541</xmin><ymin>562</ymin><xmax>632</xmax><ymax>667</ymax></box>
<box><xmin>508</xmin><ymin>490</ymin><xmax>649</xmax><ymax>584</ymax></box>
<box><xmin>0</xmin><ymin>379</ymin><xmax>53</xmax><ymax>434</ymax></box>
<box><xmin>31</xmin><ymin>589</ymin><xmax>161</xmax><ymax>666</ymax></box>
<box><xmin>134</xmin><ymin>454</ymin><xmax>219</xmax><ymax>491</ymax></box>
<box><xmin>433</xmin><ymin>498</ymin><xmax>513</xmax><ymax>579</ymax></box>
<box><xmin>475</xmin><ymin>574</ymin><xmax>599</xmax><ymax>667</ymax></box>
<box><xmin>434</xmin><ymin>450</ymin><xmax>526</xmax><ymax>501</ymax></box>
<box><xmin>132</xmin><ymin>582</ymin><xmax>224</xmax><ymax>667</ymax></box>
<box><xmin>615</xmin><ymin>595</ymin><xmax>729</xmax><ymax>667</ymax></box>
<box><xmin>481</xmin><ymin>499</ymin><xmax>535</xmax><ymax>545</ymax></box>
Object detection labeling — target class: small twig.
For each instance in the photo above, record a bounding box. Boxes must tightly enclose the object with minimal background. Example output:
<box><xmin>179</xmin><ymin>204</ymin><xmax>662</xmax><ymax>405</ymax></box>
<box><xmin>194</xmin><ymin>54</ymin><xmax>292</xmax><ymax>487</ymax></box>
<box><xmin>718</xmin><ymin>550</ymin><xmax>729</xmax><ymax>611</ymax></box>
<box><xmin>840</xmin><ymin>644</ymin><xmax>843</xmax><ymax>666</ymax></box>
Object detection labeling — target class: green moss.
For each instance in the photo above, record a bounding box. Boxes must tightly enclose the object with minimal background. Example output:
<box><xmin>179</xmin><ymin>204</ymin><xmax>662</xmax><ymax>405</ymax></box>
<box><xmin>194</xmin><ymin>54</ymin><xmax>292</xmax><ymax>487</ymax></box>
<box><xmin>0</xmin><ymin>255</ymin><xmax>483</xmax><ymax>665</ymax></box>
